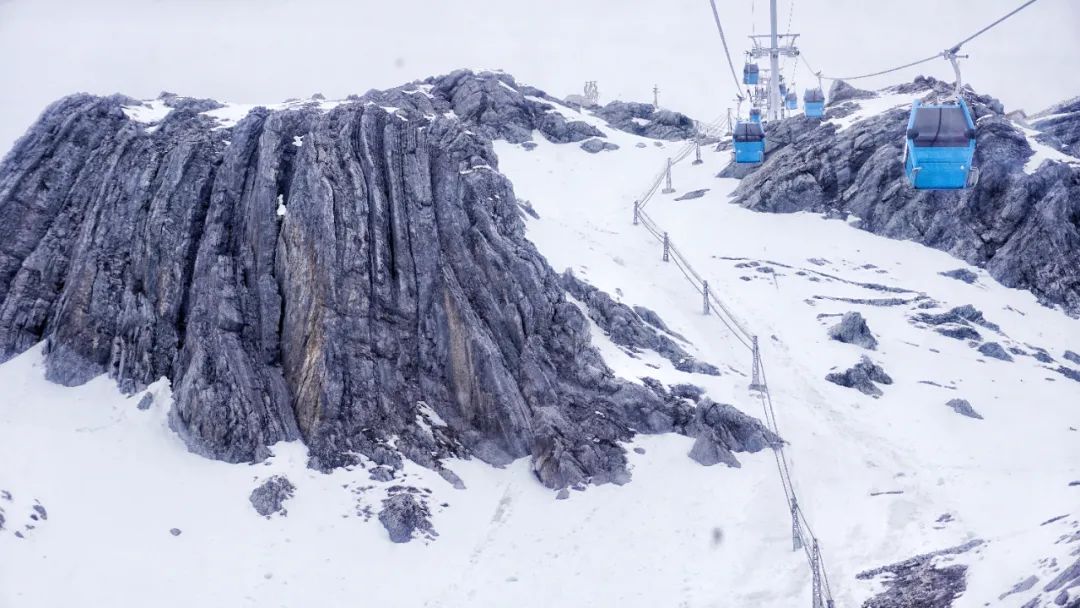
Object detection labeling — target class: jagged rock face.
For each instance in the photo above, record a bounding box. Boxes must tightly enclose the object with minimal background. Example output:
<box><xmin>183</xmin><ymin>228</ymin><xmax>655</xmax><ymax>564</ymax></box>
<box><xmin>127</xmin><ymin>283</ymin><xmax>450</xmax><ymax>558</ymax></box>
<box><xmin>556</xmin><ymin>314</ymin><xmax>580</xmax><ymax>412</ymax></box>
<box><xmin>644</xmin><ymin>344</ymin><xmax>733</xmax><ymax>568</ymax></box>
<box><xmin>0</xmin><ymin>70</ymin><xmax>766</xmax><ymax>489</ymax></box>
<box><xmin>732</xmin><ymin>77</ymin><xmax>1080</xmax><ymax>317</ymax></box>
<box><xmin>560</xmin><ymin>271</ymin><xmax>720</xmax><ymax>376</ymax></box>
<box><xmin>857</xmin><ymin>540</ymin><xmax>983</xmax><ymax>608</ymax></box>
<box><xmin>1031</xmin><ymin>96</ymin><xmax>1080</xmax><ymax>157</ymax></box>
<box><xmin>593</xmin><ymin>101</ymin><xmax>697</xmax><ymax>141</ymax></box>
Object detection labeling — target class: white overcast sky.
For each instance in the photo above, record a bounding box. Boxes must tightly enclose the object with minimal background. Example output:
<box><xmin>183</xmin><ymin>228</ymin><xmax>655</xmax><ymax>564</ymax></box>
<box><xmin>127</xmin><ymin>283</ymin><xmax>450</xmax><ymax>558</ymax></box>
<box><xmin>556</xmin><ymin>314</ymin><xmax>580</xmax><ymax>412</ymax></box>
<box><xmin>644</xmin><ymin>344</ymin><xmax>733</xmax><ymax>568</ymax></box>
<box><xmin>0</xmin><ymin>0</ymin><xmax>1077</xmax><ymax>155</ymax></box>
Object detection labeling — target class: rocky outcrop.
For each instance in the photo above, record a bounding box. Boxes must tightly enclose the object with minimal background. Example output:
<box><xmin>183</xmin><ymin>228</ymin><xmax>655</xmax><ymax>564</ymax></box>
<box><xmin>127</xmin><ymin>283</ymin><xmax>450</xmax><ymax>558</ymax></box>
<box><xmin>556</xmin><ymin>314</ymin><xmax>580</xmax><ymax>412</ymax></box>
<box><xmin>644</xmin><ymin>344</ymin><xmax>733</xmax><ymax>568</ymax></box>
<box><xmin>1031</xmin><ymin>96</ymin><xmax>1080</xmax><ymax>157</ymax></box>
<box><xmin>939</xmin><ymin>268</ymin><xmax>978</xmax><ymax>284</ymax></box>
<box><xmin>249</xmin><ymin>475</ymin><xmax>295</xmax><ymax>517</ymax></box>
<box><xmin>946</xmin><ymin>398</ymin><xmax>982</xmax><ymax>420</ymax></box>
<box><xmin>977</xmin><ymin>342</ymin><xmax>1013</xmax><ymax>361</ymax></box>
<box><xmin>580</xmin><ymin>138</ymin><xmax>619</xmax><ymax>153</ymax></box>
<box><xmin>826</xmin><ymin>356</ymin><xmax>893</xmax><ymax>397</ymax></box>
<box><xmin>593</xmin><ymin>101</ymin><xmax>697</xmax><ymax>140</ymax></box>
<box><xmin>560</xmin><ymin>271</ymin><xmax>719</xmax><ymax>375</ymax></box>
<box><xmin>857</xmin><ymin>540</ymin><xmax>983</xmax><ymax>608</ymax></box>
<box><xmin>731</xmin><ymin>77</ymin><xmax>1080</xmax><ymax>317</ymax></box>
<box><xmin>0</xmin><ymin>70</ymin><xmax>770</xmax><ymax>490</ymax></box>
<box><xmin>688</xmin><ymin>399</ymin><xmax>782</xmax><ymax>467</ymax></box>
<box><xmin>828</xmin><ymin>312</ymin><xmax>878</xmax><ymax>349</ymax></box>
<box><xmin>378</xmin><ymin>492</ymin><xmax>433</xmax><ymax>543</ymax></box>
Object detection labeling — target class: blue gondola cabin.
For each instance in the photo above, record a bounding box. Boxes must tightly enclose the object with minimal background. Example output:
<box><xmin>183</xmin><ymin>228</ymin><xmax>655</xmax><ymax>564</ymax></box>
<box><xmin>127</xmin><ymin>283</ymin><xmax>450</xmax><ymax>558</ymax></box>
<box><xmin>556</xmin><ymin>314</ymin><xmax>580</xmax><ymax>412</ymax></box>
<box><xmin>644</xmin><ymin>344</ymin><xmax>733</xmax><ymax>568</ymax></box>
<box><xmin>749</xmin><ymin>108</ymin><xmax>762</xmax><ymax>123</ymax></box>
<box><xmin>904</xmin><ymin>99</ymin><xmax>977</xmax><ymax>190</ymax></box>
<box><xmin>785</xmin><ymin>91</ymin><xmax>798</xmax><ymax>110</ymax></box>
<box><xmin>743</xmin><ymin>63</ymin><xmax>760</xmax><ymax>85</ymax></box>
<box><xmin>804</xmin><ymin>88</ymin><xmax>825</xmax><ymax>118</ymax></box>
<box><xmin>733</xmin><ymin>121</ymin><xmax>766</xmax><ymax>164</ymax></box>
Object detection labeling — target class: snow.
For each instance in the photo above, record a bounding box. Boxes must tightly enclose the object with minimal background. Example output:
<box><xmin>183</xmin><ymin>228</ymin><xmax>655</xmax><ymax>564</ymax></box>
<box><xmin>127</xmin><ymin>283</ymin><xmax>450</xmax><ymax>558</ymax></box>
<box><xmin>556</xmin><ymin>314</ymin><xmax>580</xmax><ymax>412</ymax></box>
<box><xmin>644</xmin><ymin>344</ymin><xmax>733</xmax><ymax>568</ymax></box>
<box><xmin>121</xmin><ymin>99</ymin><xmax>172</xmax><ymax>125</ymax></box>
<box><xmin>824</xmin><ymin>91</ymin><xmax>913</xmax><ymax>132</ymax></box>
<box><xmin>494</xmin><ymin>127</ymin><xmax>1080</xmax><ymax>607</ymax></box>
<box><xmin>292</xmin><ymin>135</ymin><xmax>303</xmax><ymax>147</ymax></box>
<box><xmin>1017</xmin><ymin>125</ymin><xmax>1080</xmax><ymax>174</ymax></box>
<box><xmin>2</xmin><ymin>93</ymin><xmax>1079</xmax><ymax>608</ymax></box>
<box><xmin>201</xmin><ymin>97</ymin><xmax>345</xmax><ymax>129</ymax></box>
<box><xmin>276</xmin><ymin>194</ymin><xmax>286</xmax><ymax>217</ymax></box>
<box><xmin>630</xmin><ymin>117</ymin><xmax>651</xmax><ymax>126</ymax></box>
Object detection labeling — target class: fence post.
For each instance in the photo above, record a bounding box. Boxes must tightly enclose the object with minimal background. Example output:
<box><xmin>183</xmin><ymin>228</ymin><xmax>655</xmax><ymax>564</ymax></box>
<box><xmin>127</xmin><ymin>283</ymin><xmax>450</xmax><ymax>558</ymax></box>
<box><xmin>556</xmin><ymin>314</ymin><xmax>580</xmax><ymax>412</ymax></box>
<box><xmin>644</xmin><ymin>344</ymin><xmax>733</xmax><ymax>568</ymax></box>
<box><xmin>811</xmin><ymin>539</ymin><xmax>824</xmax><ymax>608</ymax></box>
<box><xmin>749</xmin><ymin>335</ymin><xmax>766</xmax><ymax>393</ymax></box>
<box><xmin>633</xmin><ymin>201</ymin><xmax>640</xmax><ymax>225</ymax></box>
<box><xmin>792</xmin><ymin>498</ymin><xmax>803</xmax><ymax>552</ymax></box>
<box><xmin>662</xmin><ymin>158</ymin><xmax>675</xmax><ymax>194</ymax></box>
<box><xmin>702</xmin><ymin>281</ymin><xmax>710</xmax><ymax>314</ymax></box>
<box><xmin>662</xmin><ymin>232</ymin><xmax>670</xmax><ymax>262</ymax></box>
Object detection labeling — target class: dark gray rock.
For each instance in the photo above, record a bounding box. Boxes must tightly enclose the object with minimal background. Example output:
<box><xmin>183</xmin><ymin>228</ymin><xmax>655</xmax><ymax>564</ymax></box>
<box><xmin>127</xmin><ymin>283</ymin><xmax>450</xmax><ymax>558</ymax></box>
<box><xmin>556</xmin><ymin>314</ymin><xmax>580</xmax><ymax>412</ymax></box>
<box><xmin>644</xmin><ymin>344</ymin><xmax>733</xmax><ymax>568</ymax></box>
<box><xmin>0</xmin><ymin>70</ymin><xmax>775</xmax><ymax>491</ymax></box>
<box><xmin>560</xmin><ymin>271</ymin><xmax>719</xmax><ymax>376</ymax></box>
<box><xmin>169</xmin><ymin>528</ymin><xmax>182</xmax><ymax>536</ymax></box>
<box><xmin>939</xmin><ymin>268</ymin><xmax>978</xmax><ymax>283</ymax></box>
<box><xmin>857</xmin><ymin>540</ymin><xmax>982</xmax><ymax>608</ymax></box>
<box><xmin>555</xmin><ymin>488</ymin><xmax>569</xmax><ymax>500</ymax></box>
<box><xmin>1064</xmin><ymin>350</ymin><xmax>1080</xmax><ymax>365</ymax></box>
<box><xmin>378</xmin><ymin>492</ymin><xmax>432</xmax><ymax>543</ymax></box>
<box><xmin>687</xmin><ymin>399</ymin><xmax>782</xmax><ymax>467</ymax></box>
<box><xmin>731</xmin><ymin>77</ymin><xmax>1080</xmax><ymax>317</ymax></box>
<box><xmin>369</xmin><ymin>466</ymin><xmax>395</xmax><ymax>483</ymax></box>
<box><xmin>1031</xmin><ymin>347</ymin><xmax>1056</xmax><ymax>363</ymax></box>
<box><xmin>936</xmin><ymin>325</ymin><xmax>982</xmax><ymax>341</ymax></box>
<box><xmin>674</xmin><ymin>189</ymin><xmax>709</xmax><ymax>201</ymax></box>
<box><xmin>1056</xmin><ymin>366</ymin><xmax>1080</xmax><ymax>383</ymax></box>
<box><xmin>136</xmin><ymin>393</ymin><xmax>153</xmax><ymax>411</ymax></box>
<box><xmin>1000</xmin><ymin>575</ymin><xmax>1040</xmax><ymax>600</ymax></box>
<box><xmin>977</xmin><ymin>341</ymin><xmax>1014</xmax><ymax>361</ymax></box>
<box><xmin>826</xmin><ymin>356</ymin><xmax>893</xmax><ymax>397</ymax></box>
<box><xmin>580</xmin><ymin>138</ymin><xmax>619</xmax><ymax>153</ymax></box>
<box><xmin>669</xmin><ymin>383</ymin><xmax>705</xmax><ymax>401</ymax></box>
<box><xmin>1045</xmin><ymin>557</ymin><xmax>1080</xmax><ymax>593</ymax></box>
<box><xmin>593</xmin><ymin>101</ymin><xmax>697</xmax><ymax>140</ymax></box>
<box><xmin>249</xmin><ymin>475</ymin><xmax>295</xmax><ymax>517</ymax></box>
<box><xmin>828</xmin><ymin>311</ymin><xmax>878</xmax><ymax>350</ymax></box>
<box><xmin>828</xmin><ymin>80</ymin><xmax>876</xmax><ymax>105</ymax></box>
<box><xmin>437</xmin><ymin>467</ymin><xmax>465</xmax><ymax>490</ymax></box>
<box><xmin>914</xmin><ymin>304</ymin><xmax>999</xmax><ymax>332</ymax></box>
<box><xmin>946</xmin><ymin>398</ymin><xmax>983</xmax><ymax>420</ymax></box>
<box><xmin>428</xmin><ymin>70</ymin><xmax>602</xmax><ymax>144</ymax></box>
<box><xmin>1030</xmin><ymin>96</ymin><xmax>1080</xmax><ymax>157</ymax></box>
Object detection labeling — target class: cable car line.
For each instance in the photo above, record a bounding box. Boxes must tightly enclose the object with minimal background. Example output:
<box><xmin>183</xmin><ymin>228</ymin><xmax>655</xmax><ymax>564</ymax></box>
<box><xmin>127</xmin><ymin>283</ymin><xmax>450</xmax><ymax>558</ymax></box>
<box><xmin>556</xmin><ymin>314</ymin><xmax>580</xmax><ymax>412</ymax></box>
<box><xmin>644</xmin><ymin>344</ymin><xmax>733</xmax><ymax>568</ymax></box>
<box><xmin>707</xmin><ymin>0</ymin><xmax>748</xmax><ymax>100</ymax></box>
<box><xmin>813</xmin><ymin>0</ymin><xmax>1041</xmax><ymax>82</ymax></box>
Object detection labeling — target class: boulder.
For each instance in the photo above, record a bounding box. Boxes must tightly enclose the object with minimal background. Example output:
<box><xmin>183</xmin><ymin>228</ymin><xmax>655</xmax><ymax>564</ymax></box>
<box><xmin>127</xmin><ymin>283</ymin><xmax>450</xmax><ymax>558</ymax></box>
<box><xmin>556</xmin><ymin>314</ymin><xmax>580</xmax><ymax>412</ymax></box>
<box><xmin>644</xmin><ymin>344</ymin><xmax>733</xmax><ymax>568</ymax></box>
<box><xmin>249</xmin><ymin>475</ymin><xmax>296</xmax><ymax>517</ymax></box>
<box><xmin>946</xmin><ymin>398</ymin><xmax>983</xmax><ymax>420</ymax></box>
<box><xmin>826</xmin><ymin>356</ymin><xmax>893</xmax><ymax>397</ymax></box>
<box><xmin>378</xmin><ymin>493</ymin><xmax>433</xmax><ymax>543</ymax></box>
<box><xmin>977</xmin><ymin>342</ymin><xmax>1013</xmax><ymax>361</ymax></box>
<box><xmin>828</xmin><ymin>312</ymin><xmax>878</xmax><ymax>349</ymax></box>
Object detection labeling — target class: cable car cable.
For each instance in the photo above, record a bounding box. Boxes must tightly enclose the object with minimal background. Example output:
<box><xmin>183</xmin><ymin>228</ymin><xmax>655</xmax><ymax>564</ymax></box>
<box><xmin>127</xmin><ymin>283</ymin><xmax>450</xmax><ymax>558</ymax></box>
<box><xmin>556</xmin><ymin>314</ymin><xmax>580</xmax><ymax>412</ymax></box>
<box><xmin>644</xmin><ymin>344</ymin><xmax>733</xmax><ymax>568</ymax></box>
<box><xmin>707</xmin><ymin>0</ymin><xmax>748</xmax><ymax>100</ymax></box>
<box><xmin>812</xmin><ymin>0</ymin><xmax>1041</xmax><ymax>82</ymax></box>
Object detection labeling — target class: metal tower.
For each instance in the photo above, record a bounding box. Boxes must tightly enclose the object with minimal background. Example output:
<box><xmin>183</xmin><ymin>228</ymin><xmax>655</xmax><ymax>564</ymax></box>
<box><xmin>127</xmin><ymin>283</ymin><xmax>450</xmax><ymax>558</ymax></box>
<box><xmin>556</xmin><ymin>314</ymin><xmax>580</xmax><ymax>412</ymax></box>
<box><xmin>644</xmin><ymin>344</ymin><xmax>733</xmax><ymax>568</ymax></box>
<box><xmin>748</xmin><ymin>0</ymin><xmax>799</xmax><ymax>121</ymax></box>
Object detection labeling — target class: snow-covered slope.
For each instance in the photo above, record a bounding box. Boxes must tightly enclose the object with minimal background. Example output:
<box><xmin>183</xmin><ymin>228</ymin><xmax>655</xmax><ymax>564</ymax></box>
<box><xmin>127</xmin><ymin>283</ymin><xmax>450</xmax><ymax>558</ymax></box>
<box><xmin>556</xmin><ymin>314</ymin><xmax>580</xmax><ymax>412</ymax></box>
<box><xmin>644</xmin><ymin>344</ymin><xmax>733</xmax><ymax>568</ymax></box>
<box><xmin>2</xmin><ymin>86</ymin><xmax>1079</xmax><ymax>608</ymax></box>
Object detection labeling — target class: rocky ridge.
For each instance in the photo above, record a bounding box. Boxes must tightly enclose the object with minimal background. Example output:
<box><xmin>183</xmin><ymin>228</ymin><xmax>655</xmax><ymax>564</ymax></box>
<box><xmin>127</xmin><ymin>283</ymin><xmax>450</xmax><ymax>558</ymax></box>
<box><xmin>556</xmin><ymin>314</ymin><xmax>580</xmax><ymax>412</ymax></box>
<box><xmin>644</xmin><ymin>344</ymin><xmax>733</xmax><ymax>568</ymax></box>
<box><xmin>729</xmin><ymin>77</ymin><xmax>1080</xmax><ymax>317</ymax></box>
<box><xmin>0</xmin><ymin>69</ymin><xmax>770</xmax><ymax>493</ymax></box>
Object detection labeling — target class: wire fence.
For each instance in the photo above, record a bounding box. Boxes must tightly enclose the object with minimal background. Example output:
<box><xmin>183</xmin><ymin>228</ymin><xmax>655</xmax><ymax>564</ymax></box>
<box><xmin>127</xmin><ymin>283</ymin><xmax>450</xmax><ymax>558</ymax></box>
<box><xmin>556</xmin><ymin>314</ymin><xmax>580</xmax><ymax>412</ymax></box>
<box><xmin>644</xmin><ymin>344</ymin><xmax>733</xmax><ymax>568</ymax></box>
<box><xmin>631</xmin><ymin>138</ymin><xmax>835</xmax><ymax>607</ymax></box>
